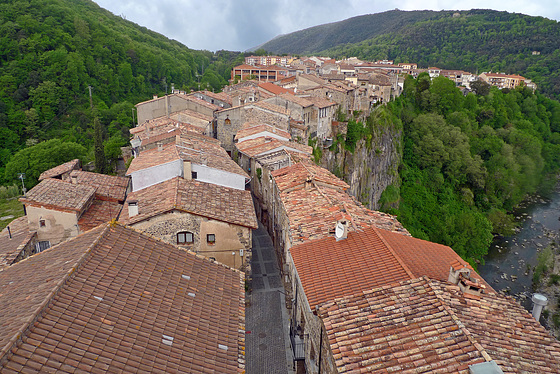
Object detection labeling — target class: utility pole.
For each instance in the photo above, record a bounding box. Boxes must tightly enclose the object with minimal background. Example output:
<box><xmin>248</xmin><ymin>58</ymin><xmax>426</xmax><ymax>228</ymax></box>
<box><xmin>17</xmin><ymin>173</ymin><xmax>26</xmax><ymax>195</ymax></box>
<box><xmin>88</xmin><ymin>86</ymin><xmax>93</xmax><ymax>110</ymax></box>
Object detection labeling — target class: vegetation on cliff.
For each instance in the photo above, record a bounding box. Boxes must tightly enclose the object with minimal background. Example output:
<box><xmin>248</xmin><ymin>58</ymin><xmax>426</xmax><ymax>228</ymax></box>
<box><xmin>0</xmin><ymin>0</ymin><xmax>243</xmax><ymax>187</ymax></box>
<box><xmin>375</xmin><ymin>75</ymin><xmax>560</xmax><ymax>265</ymax></box>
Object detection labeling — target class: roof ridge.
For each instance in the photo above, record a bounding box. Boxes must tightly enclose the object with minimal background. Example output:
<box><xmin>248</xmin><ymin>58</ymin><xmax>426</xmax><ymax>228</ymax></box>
<box><xmin>371</xmin><ymin>226</ymin><xmax>415</xmax><ymax>279</ymax></box>
<box><xmin>427</xmin><ymin>278</ymin><xmax>494</xmax><ymax>363</ymax></box>
<box><xmin>0</xmin><ymin>223</ymin><xmax>111</xmax><ymax>364</ymax></box>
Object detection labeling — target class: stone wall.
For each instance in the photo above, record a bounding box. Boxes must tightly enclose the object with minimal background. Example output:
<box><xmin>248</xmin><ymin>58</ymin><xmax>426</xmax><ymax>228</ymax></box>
<box><xmin>130</xmin><ymin>210</ymin><xmax>252</xmax><ymax>271</ymax></box>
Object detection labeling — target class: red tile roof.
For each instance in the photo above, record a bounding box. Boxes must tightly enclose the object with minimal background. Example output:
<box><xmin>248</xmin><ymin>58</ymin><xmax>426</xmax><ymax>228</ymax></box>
<box><xmin>77</xmin><ymin>199</ymin><xmax>123</xmax><ymax>232</ymax></box>
<box><xmin>38</xmin><ymin>159</ymin><xmax>81</xmax><ymax>181</ymax></box>
<box><xmin>272</xmin><ymin>162</ymin><xmax>407</xmax><ymax>243</ymax></box>
<box><xmin>126</xmin><ymin>142</ymin><xmax>181</xmax><ymax>175</ymax></box>
<box><xmin>0</xmin><ymin>217</ymin><xmax>33</xmax><ymax>269</ymax></box>
<box><xmin>319</xmin><ymin>277</ymin><xmax>560</xmax><ymax>373</ymax></box>
<box><xmin>291</xmin><ymin>226</ymin><xmax>415</xmax><ymax>309</ymax></box>
<box><xmin>290</xmin><ymin>226</ymin><xmax>491</xmax><ymax>309</ymax></box>
<box><xmin>120</xmin><ymin>177</ymin><xmax>258</xmax><ymax>229</ymax></box>
<box><xmin>236</xmin><ymin>137</ymin><xmax>312</xmax><ymax>158</ymax></box>
<box><xmin>20</xmin><ymin>178</ymin><xmax>95</xmax><ymax>214</ymax></box>
<box><xmin>235</xmin><ymin>122</ymin><xmax>291</xmax><ymax>142</ymax></box>
<box><xmin>258</xmin><ymin>82</ymin><xmax>290</xmax><ymax>96</ymax></box>
<box><xmin>69</xmin><ymin>170</ymin><xmax>129</xmax><ymax>202</ymax></box>
<box><xmin>0</xmin><ymin>223</ymin><xmax>245</xmax><ymax>373</ymax></box>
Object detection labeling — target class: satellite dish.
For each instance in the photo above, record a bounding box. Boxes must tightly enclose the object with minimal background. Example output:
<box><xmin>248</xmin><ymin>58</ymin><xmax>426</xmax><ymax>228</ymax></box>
<box><xmin>334</xmin><ymin>222</ymin><xmax>345</xmax><ymax>239</ymax></box>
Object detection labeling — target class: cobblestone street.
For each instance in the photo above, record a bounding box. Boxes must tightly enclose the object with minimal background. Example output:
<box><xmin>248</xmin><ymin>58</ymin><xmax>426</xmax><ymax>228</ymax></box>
<box><xmin>246</xmin><ymin>223</ymin><xmax>294</xmax><ymax>374</ymax></box>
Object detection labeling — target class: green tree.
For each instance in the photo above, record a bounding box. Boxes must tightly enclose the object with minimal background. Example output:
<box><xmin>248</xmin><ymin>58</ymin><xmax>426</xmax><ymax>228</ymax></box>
<box><xmin>94</xmin><ymin>116</ymin><xmax>106</xmax><ymax>174</ymax></box>
<box><xmin>4</xmin><ymin>139</ymin><xmax>86</xmax><ymax>189</ymax></box>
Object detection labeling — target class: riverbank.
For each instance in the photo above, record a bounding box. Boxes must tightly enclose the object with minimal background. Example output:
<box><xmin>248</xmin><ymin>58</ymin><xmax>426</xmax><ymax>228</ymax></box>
<box><xmin>479</xmin><ymin>186</ymin><xmax>560</xmax><ymax>339</ymax></box>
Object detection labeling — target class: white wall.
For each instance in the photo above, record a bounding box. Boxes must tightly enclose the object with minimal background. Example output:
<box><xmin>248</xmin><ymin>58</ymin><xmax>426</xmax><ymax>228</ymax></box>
<box><xmin>131</xmin><ymin>159</ymin><xmax>183</xmax><ymax>192</ymax></box>
<box><xmin>192</xmin><ymin>164</ymin><xmax>246</xmax><ymax>190</ymax></box>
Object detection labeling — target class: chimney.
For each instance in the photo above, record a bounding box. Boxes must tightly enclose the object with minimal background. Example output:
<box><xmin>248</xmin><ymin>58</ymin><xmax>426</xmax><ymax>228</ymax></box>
<box><xmin>183</xmin><ymin>160</ymin><xmax>192</xmax><ymax>180</ymax></box>
<box><xmin>448</xmin><ymin>261</ymin><xmax>485</xmax><ymax>298</ymax></box>
<box><xmin>157</xmin><ymin>142</ymin><xmax>163</xmax><ymax>151</ymax></box>
<box><xmin>70</xmin><ymin>172</ymin><xmax>78</xmax><ymax>184</ymax></box>
<box><xmin>153</xmin><ymin>95</ymin><xmax>158</xmax><ymax>100</ymax></box>
<box><xmin>305</xmin><ymin>176</ymin><xmax>313</xmax><ymax>190</ymax></box>
<box><xmin>128</xmin><ymin>200</ymin><xmax>138</xmax><ymax>218</ymax></box>
<box><xmin>334</xmin><ymin>219</ymin><xmax>348</xmax><ymax>241</ymax></box>
<box><xmin>532</xmin><ymin>293</ymin><xmax>548</xmax><ymax>321</ymax></box>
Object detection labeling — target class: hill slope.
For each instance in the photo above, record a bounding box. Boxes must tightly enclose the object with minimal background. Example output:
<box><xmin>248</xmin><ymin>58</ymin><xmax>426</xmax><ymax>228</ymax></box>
<box><xmin>260</xmin><ymin>9</ymin><xmax>560</xmax><ymax>99</ymax></box>
<box><xmin>0</xmin><ymin>0</ymin><xmax>241</xmax><ymax>184</ymax></box>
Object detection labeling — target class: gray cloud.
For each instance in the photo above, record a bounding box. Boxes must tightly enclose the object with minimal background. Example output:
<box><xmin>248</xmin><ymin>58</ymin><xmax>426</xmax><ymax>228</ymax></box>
<box><xmin>93</xmin><ymin>0</ymin><xmax>560</xmax><ymax>51</ymax></box>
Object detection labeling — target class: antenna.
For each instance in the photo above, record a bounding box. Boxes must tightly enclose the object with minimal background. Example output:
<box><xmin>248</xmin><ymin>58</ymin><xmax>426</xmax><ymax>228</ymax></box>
<box><xmin>17</xmin><ymin>173</ymin><xmax>26</xmax><ymax>195</ymax></box>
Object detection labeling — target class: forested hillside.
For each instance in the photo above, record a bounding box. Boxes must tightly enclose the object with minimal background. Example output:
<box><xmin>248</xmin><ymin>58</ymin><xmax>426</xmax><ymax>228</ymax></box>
<box><xmin>261</xmin><ymin>10</ymin><xmax>560</xmax><ymax>100</ymax></box>
<box><xmin>358</xmin><ymin>76</ymin><xmax>560</xmax><ymax>265</ymax></box>
<box><xmin>0</xmin><ymin>0</ymin><xmax>242</xmax><ymax>187</ymax></box>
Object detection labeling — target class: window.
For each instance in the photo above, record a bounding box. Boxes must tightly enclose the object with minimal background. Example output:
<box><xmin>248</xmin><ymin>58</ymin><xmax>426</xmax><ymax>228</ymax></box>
<box><xmin>34</xmin><ymin>241</ymin><xmax>51</xmax><ymax>254</ymax></box>
<box><xmin>207</xmin><ymin>234</ymin><xmax>216</xmax><ymax>245</ymax></box>
<box><xmin>177</xmin><ymin>231</ymin><xmax>194</xmax><ymax>245</ymax></box>
<box><xmin>191</xmin><ymin>171</ymin><xmax>197</xmax><ymax>179</ymax></box>
<box><xmin>39</xmin><ymin>219</ymin><xmax>46</xmax><ymax>227</ymax></box>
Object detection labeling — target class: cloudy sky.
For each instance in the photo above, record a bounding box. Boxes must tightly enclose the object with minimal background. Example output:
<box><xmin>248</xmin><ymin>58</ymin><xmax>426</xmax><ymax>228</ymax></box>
<box><xmin>92</xmin><ymin>0</ymin><xmax>560</xmax><ymax>52</ymax></box>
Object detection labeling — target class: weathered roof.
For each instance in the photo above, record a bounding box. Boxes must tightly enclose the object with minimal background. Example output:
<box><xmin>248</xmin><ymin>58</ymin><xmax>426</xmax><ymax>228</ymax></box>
<box><xmin>198</xmin><ymin>90</ymin><xmax>233</xmax><ymax>105</ymax></box>
<box><xmin>0</xmin><ymin>223</ymin><xmax>245</xmax><ymax>373</ymax></box>
<box><xmin>235</xmin><ymin>122</ymin><xmax>291</xmax><ymax>142</ymax></box>
<box><xmin>38</xmin><ymin>159</ymin><xmax>81</xmax><ymax>181</ymax></box>
<box><xmin>0</xmin><ymin>217</ymin><xmax>33</xmax><ymax>269</ymax></box>
<box><xmin>277</xmin><ymin>93</ymin><xmax>313</xmax><ymax>108</ymax></box>
<box><xmin>120</xmin><ymin>177</ymin><xmax>258</xmax><ymax>229</ymax></box>
<box><xmin>271</xmin><ymin>162</ymin><xmax>408</xmax><ymax>244</ymax></box>
<box><xmin>126</xmin><ymin>142</ymin><xmax>181</xmax><ymax>175</ymax></box>
<box><xmin>290</xmin><ymin>226</ymin><xmax>489</xmax><ymax>309</ymax></box>
<box><xmin>299</xmin><ymin>74</ymin><xmax>327</xmax><ymax>85</ymax></box>
<box><xmin>236</xmin><ymin>137</ymin><xmax>312</xmax><ymax>158</ymax></box>
<box><xmin>20</xmin><ymin>178</ymin><xmax>95</xmax><ymax>213</ymax></box>
<box><xmin>251</xmin><ymin>101</ymin><xmax>290</xmax><ymax>116</ymax></box>
<box><xmin>305</xmin><ymin>95</ymin><xmax>337</xmax><ymax>108</ymax></box>
<box><xmin>319</xmin><ymin>277</ymin><xmax>560</xmax><ymax>373</ymax></box>
<box><xmin>77</xmin><ymin>199</ymin><xmax>123</xmax><ymax>232</ymax></box>
<box><xmin>69</xmin><ymin>170</ymin><xmax>129</xmax><ymax>202</ymax></box>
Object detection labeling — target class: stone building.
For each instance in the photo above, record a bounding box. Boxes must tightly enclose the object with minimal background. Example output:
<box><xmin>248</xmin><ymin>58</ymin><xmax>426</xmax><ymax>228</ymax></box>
<box><xmin>135</xmin><ymin>93</ymin><xmax>221</xmax><ymax>126</ymax></box>
<box><xmin>120</xmin><ymin>177</ymin><xmax>257</xmax><ymax>270</ymax></box>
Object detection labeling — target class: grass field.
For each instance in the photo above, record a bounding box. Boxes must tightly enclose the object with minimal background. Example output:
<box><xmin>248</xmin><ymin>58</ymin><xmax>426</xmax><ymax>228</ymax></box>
<box><xmin>0</xmin><ymin>197</ymin><xmax>25</xmax><ymax>231</ymax></box>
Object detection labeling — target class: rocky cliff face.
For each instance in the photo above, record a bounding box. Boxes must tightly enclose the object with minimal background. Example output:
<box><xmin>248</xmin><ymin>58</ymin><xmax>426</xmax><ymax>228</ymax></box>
<box><xmin>319</xmin><ymin>121</ymin><xmax>402</xmax><ymax>210</ymax></box>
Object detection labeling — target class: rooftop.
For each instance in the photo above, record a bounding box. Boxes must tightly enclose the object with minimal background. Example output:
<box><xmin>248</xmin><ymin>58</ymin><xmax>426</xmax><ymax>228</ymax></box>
<box><xmin>120</xmin><ymin>177</ymin><xmax>258</xmax><ymax>229</ymax></box>
<box><xmin>0</xmin><ymin>217</ymin><xmax>32</xmax><ymax>269</ymax></box>
<box><xmin>234</xmin><ymin>122</ymin><xmax>291</xmax><ymax>142</ymax></box>
<box><xmin>126</xmin><ymin>142</ymin><xmax>181</xmax><ymax>175</ymax></box>
<box><xmin>251</xmin><ymin>101</ymin><xmax>291</xmax><ymax>116</ymax></box>
<box><xmin>38</xmin><ymin>159</ymin><xmax>81</xmax><ymax>181</ymax></box>
<box><xmin>69</xmin><ymin>170</ymin><xmax>129</xmax><ymax>202</ymax></box>
<box><xmin>272</xmin><ymin>162</ymin><xmax>407</xmax><ymax>244</ymax></box>
<box><xmin>290</xmin><ymin>226</ymin><xmax>489</xmax><ymax>309</ymax></box>
<box><xmin>319</xmin><ymin>277</ymin><xmax>560</xmax><ymax>373</ymax></box>
<box><xmin>236</xmin><ymin>137</ymin><xmax>312</xmax><ymax>159</ymax></box>
<box><xmin>0</xmin><ymin>223</ymin><xmax>245</xmax><ymax>373</ymax></box>
<box><xmin>258</xmin><ymin>82</ymin><xmax>291</xmax><ymax>96</ymax></box>
<box><xmin>20</xmin><ymin>178</ymin><xmax>95</xmax><ymax>214</ymax></box>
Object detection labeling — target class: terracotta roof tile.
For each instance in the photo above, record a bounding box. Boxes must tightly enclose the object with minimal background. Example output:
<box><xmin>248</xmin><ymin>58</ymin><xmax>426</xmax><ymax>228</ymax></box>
<box><xmin>235</xmin><ymin>122</ymin><xmax>291</xmax><ymax>142</ymax></box>
<box><xmin>258</xmin><ymin>82</ymin><xmax>290</xmax><ymax>96</ymax></box>
<box><xmin>120</xmin><ymin>177</ymin><xmax>258</xmax><ymax>229</ymax></box>
<box><xmin>291</xmin><ymin>226</ymin><xmax>493</xmax><ymax>309</ymax></box>
<box><xmin>318</xmin><ymin>277</ymin><xmax>560</xmax><ymax>373</ymax></box>
<box><xmin>0</xmin><ymin>217</ymin><xmax>33</xmax><ymax>268</ymax></box>
<box><xmin>69</xmin><ymin>171</ymin><xmax>129</xmax><ymax>202</ymax></box>
<box><xmin>38</xmin><ymin>159</ymin><xmax>81</xmax><ymax>181</ymax></box>
<box><xmin>0</xmin><ymin>223</ymin><xmax>245</xmax><ymax>373</ymax></box>
<box><xmin>20</xmin><ymin>179</ymin><xmax>95</xmax><ymax>214</ymax></box>
<box><xmin>276</xmin><ymin>93</ymin><xmax>313</xmax><ymax>108</ymax></box>
<box><xmin>272</xmin><ymin>162</ymin><xmax>407</xmax><ymax>243</ymax></box>
<box><xmin>252</xmin><ymin>101</ymin><xmax>291</xmax><ymax>116</ymax></box>
<box><xmin>126</xmin><ymin>143</ymin><xmax>181</xmax><ymax>175</ymax></box>
<box><xmin>77</xmin><ymin>200</ymin><xmax>123</xmax><ymax>232</ymax></box>
<box><xmin>236</xmin><ymin>137</ymin><xmax>312</xmax><ymax>158</ymax></box>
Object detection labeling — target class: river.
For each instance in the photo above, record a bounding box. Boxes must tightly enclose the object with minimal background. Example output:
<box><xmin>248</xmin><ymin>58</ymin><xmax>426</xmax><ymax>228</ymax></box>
<box><xmin>478</xmin><ymin>185</ymin><xmax>560</xmax><ymax>310</ymax></box>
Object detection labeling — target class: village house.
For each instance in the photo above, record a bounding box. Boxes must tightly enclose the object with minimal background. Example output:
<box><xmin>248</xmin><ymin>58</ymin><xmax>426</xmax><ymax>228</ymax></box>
<box><xmin>296</xmin><ymin>74</ymin><xmax>327</xmax><ymax>91</ymax></box>
<box><xmin>264</xmin><ymin>93</ymin><xmax>314</xmax><ymax>134</ymax></box>
<box><xmin>317</xmin><ymin>276</ymin><xmax>560</xmax><ymax>373</ymax></box>
<box><xmin>230</xmin><ymin>64</ymin><xmax>291</xmax><ymax>83</ymax></box>
<box><xmin>0</xmin><ymin>223</ymin><xmax>246</xmax><ymax>373</ymax></box>
<box><xmin>119</xmin><ymin>177</ymin><xmax>257</xmax><ymax>270</ymax></box>
<box><xmin>135</xmin><ymin>92</ymin><xmax>221</xmax><ymax>126</ymax></box>
<box><xmin>478</xmin><ymin>72</ymin><xmax>537</xmax><ymax>91</ymax></box>
<box><xmin>286</xmin><ymin>224</ymin><xmax>493</xmax><ymax>372</ymax></box>
<box><xmin>214</xmin><ymin>101</ymin><xmax>291</xmax><ymax>153</ymax></box>
<box><xmin>192</xmin><ymin>89</ymin><xmax>232</xmax><ymax>109</ymax></box>
<box><xmin>127</xmin><ymin>132</ymin><xmax>249</xmax><ymax>192</ymax></box>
